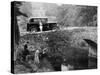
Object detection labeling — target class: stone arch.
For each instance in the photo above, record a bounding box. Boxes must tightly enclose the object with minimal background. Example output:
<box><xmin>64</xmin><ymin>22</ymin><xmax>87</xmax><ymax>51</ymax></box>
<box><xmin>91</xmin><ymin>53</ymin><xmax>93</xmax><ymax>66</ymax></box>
<box><xmin>83</xmin><ymin>39</ymin><xmax>97</xmax><ymax>50</ymax></box>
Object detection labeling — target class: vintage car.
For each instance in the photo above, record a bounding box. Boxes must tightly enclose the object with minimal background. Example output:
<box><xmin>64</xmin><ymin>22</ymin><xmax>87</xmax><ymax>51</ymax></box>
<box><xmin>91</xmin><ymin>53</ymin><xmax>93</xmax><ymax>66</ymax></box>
<box><xmin>27</xmin><ymin>17</ymin><xmax>59</xmax><ymax>32</ymax></box>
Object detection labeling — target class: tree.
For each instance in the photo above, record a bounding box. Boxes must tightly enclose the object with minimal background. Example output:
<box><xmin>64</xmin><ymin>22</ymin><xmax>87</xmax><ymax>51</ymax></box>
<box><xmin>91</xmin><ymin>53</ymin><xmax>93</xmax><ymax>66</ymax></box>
<box><xmin>79</xmin><ymin>6</ymin><xmax>97</xmax><ymax>26</ymax></box>
<box><xmin>12</xmin><ymin>1</ymin><xmax>28</xmax><ymax>45</ymax></box>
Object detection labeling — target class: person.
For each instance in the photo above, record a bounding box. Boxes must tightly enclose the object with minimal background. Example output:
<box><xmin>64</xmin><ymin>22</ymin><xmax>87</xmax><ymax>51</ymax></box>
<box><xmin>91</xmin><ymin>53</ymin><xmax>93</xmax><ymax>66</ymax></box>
<box><xmin>34</xmin><ymin>50</ymin><xmax>40</xmax><ymax>64</ymax></box>
<box><xmin>39</xmin><ymin>21</ymin><xmax>43</xmax><ymax>32</ymax></box>
<box><xmin>22</xmin><ymin>42</ymin><xmax>30</xmax><ymax>62</ymax></box>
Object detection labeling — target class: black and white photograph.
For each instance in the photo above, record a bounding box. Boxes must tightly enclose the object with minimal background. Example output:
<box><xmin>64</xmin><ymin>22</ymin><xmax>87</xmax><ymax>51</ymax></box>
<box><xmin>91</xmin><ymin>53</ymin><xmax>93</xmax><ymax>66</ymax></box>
<box><xmin>11</xmin><ymin>1</ymin><xmax>97</xmax><ymax>74</ymax></box>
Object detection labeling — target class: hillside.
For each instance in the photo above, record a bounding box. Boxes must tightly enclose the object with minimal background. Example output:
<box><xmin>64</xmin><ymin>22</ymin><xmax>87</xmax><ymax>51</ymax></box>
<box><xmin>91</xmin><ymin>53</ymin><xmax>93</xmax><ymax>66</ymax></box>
<box><xmin>14</xmin><ymin>27</ymin><xmax>97</xmax><ymax>73</ymax></box>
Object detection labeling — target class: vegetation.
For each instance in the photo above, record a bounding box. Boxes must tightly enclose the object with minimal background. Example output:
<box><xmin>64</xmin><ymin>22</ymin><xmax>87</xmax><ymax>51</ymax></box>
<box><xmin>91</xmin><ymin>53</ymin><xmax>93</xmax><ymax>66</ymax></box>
<box><xmin>14</xmin><ymin>27</ymin><xmax>97</xmax><ymax>73</ymax></box>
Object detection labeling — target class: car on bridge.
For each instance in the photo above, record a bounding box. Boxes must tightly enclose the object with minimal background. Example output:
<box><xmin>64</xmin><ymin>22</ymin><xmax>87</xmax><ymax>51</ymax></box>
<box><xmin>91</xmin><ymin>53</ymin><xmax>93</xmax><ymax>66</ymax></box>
<box><xmin>27</xmin><ymin>17</ymin><xmax>59</xmax><ymax>32</ymax></box>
